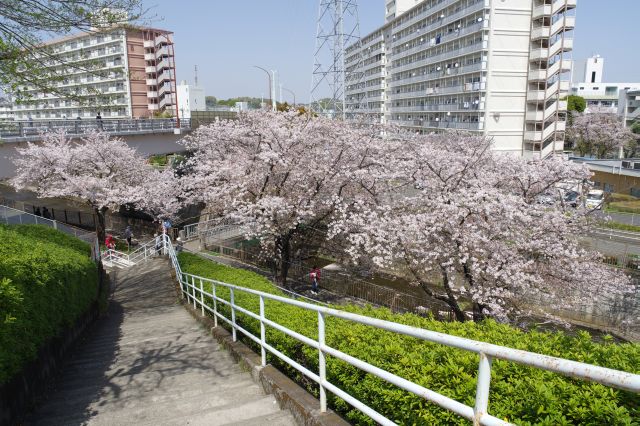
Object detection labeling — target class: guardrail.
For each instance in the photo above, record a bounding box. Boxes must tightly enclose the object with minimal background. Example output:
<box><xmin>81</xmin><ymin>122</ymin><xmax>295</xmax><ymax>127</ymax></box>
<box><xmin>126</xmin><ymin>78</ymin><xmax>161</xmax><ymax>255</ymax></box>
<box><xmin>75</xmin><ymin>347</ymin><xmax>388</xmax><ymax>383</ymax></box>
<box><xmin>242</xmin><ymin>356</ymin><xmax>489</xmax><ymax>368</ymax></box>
<box><xmin>102</xmin><ymin>236</ymin><xmax>162</xmax><ymax>268</ymax></box>
<box><xmin>0</xmin><ymin>118</ymin><xmax>191</xmax><ymax>141</ymax></box>
<box><xmin>0</xmin><ymin>204</ymin><xmax>95</xmax><ymax>243</ymax></box>
<box><xmin>162</xmin><ymin>234</ymin><xmax>640</xmax><ymax>426</ymax></box>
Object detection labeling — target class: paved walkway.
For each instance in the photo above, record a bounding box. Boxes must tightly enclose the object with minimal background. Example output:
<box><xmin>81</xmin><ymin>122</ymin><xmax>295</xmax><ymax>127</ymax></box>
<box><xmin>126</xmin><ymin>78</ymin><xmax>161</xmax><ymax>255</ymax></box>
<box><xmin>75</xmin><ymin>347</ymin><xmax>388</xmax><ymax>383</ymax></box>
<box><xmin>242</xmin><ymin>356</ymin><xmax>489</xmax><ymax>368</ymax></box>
<box><xmin>25</xmin><ymin>259</ymin><xmax>296</xmax><ymax>425</ymax></box>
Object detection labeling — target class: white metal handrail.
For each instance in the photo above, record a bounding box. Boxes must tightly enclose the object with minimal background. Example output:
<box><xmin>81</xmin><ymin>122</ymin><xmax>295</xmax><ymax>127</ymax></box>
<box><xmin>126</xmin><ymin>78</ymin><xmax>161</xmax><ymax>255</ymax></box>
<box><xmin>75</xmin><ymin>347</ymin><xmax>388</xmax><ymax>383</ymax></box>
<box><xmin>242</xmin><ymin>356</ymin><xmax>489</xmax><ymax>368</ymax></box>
<box><xmin>102</xmin><ymin>236</ymin><xmax>161</xmax><ymax>266</ymax></box>
<box><xmin>161</xmin><ymin>234</ymin><xmax>640</xmax><ymax>426</ymax></box>
<box><xmin>0</xmin><ymin>204</ymin><xmax>95</xmax><ymax>242</ymax></box>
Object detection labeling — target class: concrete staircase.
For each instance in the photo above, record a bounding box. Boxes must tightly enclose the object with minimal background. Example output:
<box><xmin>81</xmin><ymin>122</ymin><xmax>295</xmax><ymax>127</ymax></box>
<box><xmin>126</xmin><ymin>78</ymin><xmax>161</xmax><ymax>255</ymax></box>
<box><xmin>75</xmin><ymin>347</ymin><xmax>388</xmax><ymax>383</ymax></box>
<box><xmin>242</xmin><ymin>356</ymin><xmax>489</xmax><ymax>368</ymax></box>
<box><xmin>25</xmin><ymin>259</ymin><xmax>297</xmax><ymax>425</ymax></box>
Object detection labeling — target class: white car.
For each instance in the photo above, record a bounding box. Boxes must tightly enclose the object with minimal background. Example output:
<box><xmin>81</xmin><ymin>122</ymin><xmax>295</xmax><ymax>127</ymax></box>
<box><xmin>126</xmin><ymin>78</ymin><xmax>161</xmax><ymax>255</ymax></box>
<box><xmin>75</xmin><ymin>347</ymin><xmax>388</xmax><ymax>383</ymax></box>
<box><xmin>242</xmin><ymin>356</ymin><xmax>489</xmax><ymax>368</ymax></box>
<box><xmin>585</xmin><ymin>189</ymin><xmax>604</xmax><ymax>210</ymax></box>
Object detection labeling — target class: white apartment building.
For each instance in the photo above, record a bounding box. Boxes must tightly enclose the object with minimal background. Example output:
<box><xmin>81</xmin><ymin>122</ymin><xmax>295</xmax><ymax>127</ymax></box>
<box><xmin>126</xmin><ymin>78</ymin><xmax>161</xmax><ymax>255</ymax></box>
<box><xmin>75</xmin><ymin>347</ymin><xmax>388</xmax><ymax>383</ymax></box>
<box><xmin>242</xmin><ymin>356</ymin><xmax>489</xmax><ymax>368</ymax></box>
<box><xmin>0</xmin><ymin>98</ymin><xmax>13</xmax><ymax>121</ymax></box>
<box><xmin>11</xmin><ymin>27</ymin><xmax>178</xmax><ymax>121</ymax></box>
<box><xmin>346</xmin><ymin>0</ymin><xmax>577</xmax><ymax>158</ymax></box>
<box><xmin>570</xmin><ymin>55</ymin><xmax>640</xmax><ymax>113</ymax></box>
<box><xmin>177</xmin><ymin>80</ymin><xmax>206</xmax><ymax>119</ymax></box>
<box><xmin>618</xmin><ymin>88</ymin><xmax>640</xmax><ymax>128</ymax></box>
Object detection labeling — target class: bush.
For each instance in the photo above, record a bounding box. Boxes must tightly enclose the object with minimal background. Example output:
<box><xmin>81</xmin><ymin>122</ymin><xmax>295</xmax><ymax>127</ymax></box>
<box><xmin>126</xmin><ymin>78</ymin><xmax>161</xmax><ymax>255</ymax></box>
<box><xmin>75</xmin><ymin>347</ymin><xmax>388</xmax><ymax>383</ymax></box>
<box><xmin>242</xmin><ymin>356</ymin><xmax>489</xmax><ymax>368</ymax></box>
<box><xmin>0</xmin><ymin>225</ymin><xmax>99</xmax><ymax>384</ymax></box>
<box><xmin>177</xmin><ymin>252</ymin><xmax>640</xmax><ymax>425</ymax></box>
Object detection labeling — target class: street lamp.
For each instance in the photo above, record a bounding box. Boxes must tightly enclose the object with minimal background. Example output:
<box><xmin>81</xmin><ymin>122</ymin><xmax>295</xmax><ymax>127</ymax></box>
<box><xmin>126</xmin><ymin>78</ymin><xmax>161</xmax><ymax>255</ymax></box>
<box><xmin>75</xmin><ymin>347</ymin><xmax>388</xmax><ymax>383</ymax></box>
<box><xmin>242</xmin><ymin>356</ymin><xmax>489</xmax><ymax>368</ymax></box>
<box><xmin>253</xmin><ymin>65</ymin><xmax>276</xmax><ymax>112</ymax></box>
<box><xmin>282</xmin><ymin>87</ymin><xmax>296</xmax><ymax>108</ymax></box>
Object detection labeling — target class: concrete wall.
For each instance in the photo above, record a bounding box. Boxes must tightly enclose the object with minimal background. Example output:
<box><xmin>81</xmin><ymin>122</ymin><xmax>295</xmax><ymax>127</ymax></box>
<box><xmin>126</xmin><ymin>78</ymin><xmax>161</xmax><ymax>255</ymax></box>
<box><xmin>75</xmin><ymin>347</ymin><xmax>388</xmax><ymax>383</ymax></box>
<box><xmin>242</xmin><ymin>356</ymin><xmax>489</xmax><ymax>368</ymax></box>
<box><xmin>0</xmin><ymin>132</ymin><xmax>186</xmax><ymax>179</ymax></box>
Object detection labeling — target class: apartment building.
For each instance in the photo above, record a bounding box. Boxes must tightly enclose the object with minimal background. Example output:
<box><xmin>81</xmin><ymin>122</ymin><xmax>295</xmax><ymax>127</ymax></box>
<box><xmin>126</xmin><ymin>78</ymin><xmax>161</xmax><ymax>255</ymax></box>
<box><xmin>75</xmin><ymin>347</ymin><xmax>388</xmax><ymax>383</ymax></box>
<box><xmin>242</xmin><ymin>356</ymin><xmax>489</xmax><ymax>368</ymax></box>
<box><xmin>11</xmin><ymin>26</ymin><xmax>177</xmax><ymax>121</ymax></box>
<box><xmin>0</xmin><ymin>98</ymin><xmax>13</xmax><ymax>121</ymax></box>
<box><xmin>618</xmin><ymin>89</ymin><xmax>640</xmax><ymax>128</ymax></box>
<box><xmin>570</xmin><ymin>56</ymin><xmax>640</xmax><ymax>114</ymax></box>
<box><xmin>346</xmin><ymin>0</ymin><xmax>576</xmax><ymax>157</ymax></box>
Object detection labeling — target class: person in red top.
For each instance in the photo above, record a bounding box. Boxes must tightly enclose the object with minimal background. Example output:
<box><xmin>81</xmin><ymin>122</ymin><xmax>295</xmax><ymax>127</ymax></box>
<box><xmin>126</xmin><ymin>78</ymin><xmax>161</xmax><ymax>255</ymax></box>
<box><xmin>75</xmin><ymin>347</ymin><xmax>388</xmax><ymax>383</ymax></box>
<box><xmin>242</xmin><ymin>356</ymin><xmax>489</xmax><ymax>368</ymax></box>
<box><xmin>105</xmin><ymin>234</ymin><xmax>115</xmax><ymax>250</ymax></box>
<box><xmin>310</xmin><ymin>265</ymin><xmax>321</xmax><ymax>294</ymax></box>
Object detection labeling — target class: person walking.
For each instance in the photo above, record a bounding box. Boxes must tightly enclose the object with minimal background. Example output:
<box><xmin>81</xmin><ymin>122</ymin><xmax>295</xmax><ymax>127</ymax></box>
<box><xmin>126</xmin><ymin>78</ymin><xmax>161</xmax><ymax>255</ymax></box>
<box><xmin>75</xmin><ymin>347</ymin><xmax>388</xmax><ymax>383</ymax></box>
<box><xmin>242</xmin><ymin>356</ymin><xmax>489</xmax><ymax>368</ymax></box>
<box><xmin>96</xmin><ymin>112</ymin><xmax>103</xmax><ymax>130</ymax></box>
<box><xmin>154</xmin><ymin>233</ymin><xmax>162</xmax><ymax>256</ymax></box>
<box><xmin>124</xmin><ymin>225</ymin><xmax>133</xmax><ymax>250</ymax></box>
<box><xmin>34</xmin><ymin>207</ymin><xmax>41</xmax><ymax>216</ymax></box>
<box><xmin>41</xmin><ymin>207</ymin><xmax>51</xmax><ymax>219</ymax></box>
<box><xmin>162</xmin><ymin>218</ymin><xmax>172</xmax><ymax>237</ymax></box>
<box><xmin>310</xmin><ymin>265</ymin><xmax>321</xmax><ymax>294</ymax></box>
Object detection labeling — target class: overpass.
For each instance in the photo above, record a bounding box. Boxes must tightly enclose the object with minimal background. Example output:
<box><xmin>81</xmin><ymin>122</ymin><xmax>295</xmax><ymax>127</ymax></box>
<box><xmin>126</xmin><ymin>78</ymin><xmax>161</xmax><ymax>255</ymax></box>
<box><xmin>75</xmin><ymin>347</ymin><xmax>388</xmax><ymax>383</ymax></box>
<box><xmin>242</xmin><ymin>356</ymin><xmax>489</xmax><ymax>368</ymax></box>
<box><xmin>0</xmin><ymin>113</ymin><xmax>239</xmax><ymax>179</ymax></box>
<box><xmin>0</xmin><ymin>118</ymin><xmax>190</xmax><ymax>179</ymax></box>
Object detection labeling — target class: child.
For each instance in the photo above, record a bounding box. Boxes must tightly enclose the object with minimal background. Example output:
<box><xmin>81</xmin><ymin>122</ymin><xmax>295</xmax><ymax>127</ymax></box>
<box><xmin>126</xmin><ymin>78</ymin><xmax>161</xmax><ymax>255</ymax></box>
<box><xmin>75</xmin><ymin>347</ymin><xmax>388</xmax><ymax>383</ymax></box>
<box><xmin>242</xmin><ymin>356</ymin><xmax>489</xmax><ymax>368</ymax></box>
<box><xmin>310</xmin><ymin>265</ymin><xmax>321</xmax><ymax>294</ymax></box>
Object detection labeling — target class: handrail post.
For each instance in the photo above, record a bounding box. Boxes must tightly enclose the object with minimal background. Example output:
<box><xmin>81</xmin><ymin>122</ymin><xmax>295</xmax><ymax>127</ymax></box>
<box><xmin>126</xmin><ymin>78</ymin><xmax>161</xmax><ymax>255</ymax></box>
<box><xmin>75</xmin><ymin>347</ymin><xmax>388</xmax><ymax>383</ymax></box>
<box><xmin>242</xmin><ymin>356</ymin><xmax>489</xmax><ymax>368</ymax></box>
<box><xmin>212</xmin><ymin>283</ymin><xmax>218</xmax><ymax>328</ymax></box>
<box><xmin>260</xmin><ymin>295</ymin><xmax>266</xmax><ymax>367</ymax></box>
<box><xmin>199</xmin><ymin>279</ymin><xmax>204</xmax><ymax>316</ymax></box>
<box><xmin>318</xmin><ymin>311</ymin><xmax>327</xmax><ymax>412</ymax></box>
<box><xmin>230</xmin><ymin>288</ymin><xmax>237</xmax><ymax>342</ymax></box>
<box><xmin>474</xmin><ymin>352</ymin><xmax>492</xmax><ymax>426</ymax></box>
<box><xmin>192</xmin><ymin>276</ymin><xmax>197</xmax><ymax>309</ymax></box>
<box><xmin>180</xmin><ymin>273</ymin><xmax>186</xmax><ymax>299</ymax></box>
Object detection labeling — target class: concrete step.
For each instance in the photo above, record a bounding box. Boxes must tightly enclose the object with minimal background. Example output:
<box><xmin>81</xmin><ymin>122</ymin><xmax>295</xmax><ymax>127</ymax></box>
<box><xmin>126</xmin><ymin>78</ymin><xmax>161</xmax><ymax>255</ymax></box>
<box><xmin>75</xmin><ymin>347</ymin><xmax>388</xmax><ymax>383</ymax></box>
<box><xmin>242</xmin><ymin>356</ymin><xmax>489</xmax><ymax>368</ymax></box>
<box><xmin>93</xmin><ymin>395</ymin><xmax>288</xmax><ymax>426</ymax></box>
<box><xmin>26</xmin><ymin>259</ymin><xmax>296</xmax><ymax>426</ymax></box>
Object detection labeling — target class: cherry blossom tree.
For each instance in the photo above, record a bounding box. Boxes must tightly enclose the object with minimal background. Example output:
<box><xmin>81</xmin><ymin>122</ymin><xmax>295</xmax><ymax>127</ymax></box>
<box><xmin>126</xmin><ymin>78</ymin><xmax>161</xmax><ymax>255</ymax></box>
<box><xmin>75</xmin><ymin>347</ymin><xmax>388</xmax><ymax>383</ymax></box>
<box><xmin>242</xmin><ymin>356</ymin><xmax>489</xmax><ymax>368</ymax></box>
<box><xmin>181</xmin><ymin>110</ymin><xmax>390</xmax><ymax>284</ymax></box>
<box><xmin>567</xmin><ymin>109</ymin><xmax>636</xmax><ymax>158</ymax></box>
<box><xmin>11</xmin><ymin>130</ymin><xmax>177</xmax><ymax>242</ymax></box>
<box><xmin>330</xmin><ymin>132</ymin><xmax>632</xmax><ymax>322</ymax></box>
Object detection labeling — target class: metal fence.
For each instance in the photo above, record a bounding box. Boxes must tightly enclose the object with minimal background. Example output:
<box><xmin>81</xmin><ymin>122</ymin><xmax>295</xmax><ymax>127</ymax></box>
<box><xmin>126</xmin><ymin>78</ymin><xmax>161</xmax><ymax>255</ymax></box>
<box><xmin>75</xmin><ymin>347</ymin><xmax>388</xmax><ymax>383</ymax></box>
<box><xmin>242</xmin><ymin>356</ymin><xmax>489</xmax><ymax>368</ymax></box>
<box><xmin>0</xmin><ymin>204</ymin><xmax>95</xmax><ymax>243</ymax></box>
<box><xmin>205</xmin><ymin>241</ymin><xmax>455</xmax><ymax>320</ymax></box>
<box><xmin>162</xmin><ymin>234</ymin><xmax>640</xmax><ymax>426</ymax></box>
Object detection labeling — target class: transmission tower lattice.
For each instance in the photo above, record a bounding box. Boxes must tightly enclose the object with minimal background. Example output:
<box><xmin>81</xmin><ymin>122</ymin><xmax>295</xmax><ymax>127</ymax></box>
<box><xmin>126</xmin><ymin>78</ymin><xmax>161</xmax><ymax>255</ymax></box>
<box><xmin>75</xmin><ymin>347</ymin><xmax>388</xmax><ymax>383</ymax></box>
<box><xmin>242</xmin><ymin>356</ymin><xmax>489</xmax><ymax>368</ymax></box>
<box><xmin>310</xmin><ymin>0</ymin><xmax>366</xmax><ymax>119</ymax></box>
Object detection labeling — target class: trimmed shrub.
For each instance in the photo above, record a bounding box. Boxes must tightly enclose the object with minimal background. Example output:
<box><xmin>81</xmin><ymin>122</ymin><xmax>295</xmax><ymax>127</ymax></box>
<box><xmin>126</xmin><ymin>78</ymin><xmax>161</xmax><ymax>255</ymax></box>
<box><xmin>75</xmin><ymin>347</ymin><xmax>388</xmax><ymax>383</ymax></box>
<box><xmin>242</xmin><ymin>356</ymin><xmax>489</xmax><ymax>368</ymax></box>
<box><xmin>0</xmin><ymin>225</ymin><xmax>98</xmax><ymax>384</ymax></box>
<box><xmin>178</xmin><ymin>252</ymin><xmax>640</xmax><ymax>425</ymax></box>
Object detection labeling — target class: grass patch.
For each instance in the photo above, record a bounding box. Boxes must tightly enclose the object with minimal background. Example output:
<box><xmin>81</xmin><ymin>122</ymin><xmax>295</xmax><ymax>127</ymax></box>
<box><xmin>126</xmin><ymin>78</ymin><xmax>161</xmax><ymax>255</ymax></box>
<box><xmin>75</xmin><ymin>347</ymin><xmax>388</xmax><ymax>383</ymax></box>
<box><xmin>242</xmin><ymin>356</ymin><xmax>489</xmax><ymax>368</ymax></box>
<box><xmin>177</xmin><ymin>252</ymin><xmax>640</xmax><ymax>425</ymax></box>
<box><xmin>601</xmin><ymin>221</ymin><xmax>640</xmax><ymax>233</ymax></box>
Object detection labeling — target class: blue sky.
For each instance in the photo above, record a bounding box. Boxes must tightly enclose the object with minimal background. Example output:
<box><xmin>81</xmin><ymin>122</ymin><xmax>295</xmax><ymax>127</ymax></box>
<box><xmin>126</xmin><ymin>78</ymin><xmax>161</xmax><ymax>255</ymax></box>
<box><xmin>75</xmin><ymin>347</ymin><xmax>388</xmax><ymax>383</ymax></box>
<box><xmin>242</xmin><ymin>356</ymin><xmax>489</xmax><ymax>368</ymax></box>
<box><xmin>143</xmin><ymin>0</ymin><xmax>640</xmax><ymax>101</ymax></box>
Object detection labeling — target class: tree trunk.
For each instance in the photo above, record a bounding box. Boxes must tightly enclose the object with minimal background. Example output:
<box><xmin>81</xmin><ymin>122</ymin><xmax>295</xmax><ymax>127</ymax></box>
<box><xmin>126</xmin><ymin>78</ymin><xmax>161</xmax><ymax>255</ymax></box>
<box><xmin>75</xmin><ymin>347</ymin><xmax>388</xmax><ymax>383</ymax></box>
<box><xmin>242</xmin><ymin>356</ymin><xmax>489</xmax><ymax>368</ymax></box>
<box><xmin>440</xmin><ymin>270</ymin><xmax>466</xmax><ymax>322</ymax></box>
<box><xmin>94</xmin><ymin>207</ymin><xmax>107</xmax><ymax>245</ymax></box>
<box><xmin>472</xmin><ymin>302</ymin><xmax>486</xmax><ymax>322</ymax></box>
<box><xmin>418</xmin><ymin>269</ymin><xmax>466</xmax><ymax>322</ymax></box>
<box><xmin>279</xmin><ymin>234</ymin><xmax>292</xmax><ymax>287</ymax></box>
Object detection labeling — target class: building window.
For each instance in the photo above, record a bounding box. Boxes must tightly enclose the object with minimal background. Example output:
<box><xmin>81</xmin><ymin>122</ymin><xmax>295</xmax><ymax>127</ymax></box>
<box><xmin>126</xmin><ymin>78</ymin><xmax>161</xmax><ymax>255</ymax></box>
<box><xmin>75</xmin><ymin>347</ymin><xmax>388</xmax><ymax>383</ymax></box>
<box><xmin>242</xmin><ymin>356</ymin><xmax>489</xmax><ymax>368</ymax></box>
<box><xmin>604</xmin><ymin>183</ymin><xmax>614</xmax><ymax>193</ymax></box>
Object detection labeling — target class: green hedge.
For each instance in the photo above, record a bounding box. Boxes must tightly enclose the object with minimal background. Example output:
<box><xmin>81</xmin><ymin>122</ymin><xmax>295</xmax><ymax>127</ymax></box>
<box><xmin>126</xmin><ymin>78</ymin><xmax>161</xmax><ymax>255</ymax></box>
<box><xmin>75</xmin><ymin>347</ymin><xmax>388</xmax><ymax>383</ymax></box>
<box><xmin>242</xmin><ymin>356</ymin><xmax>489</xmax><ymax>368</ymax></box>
<box><xmin>0</xmin><ymin>225</ymin><xmax>99</xmax><ymax>384</ymax></box>
<box><xmin>178</xmin><ymin>252</ymin><xmax>640</xmax><ymax>425</ymax></box>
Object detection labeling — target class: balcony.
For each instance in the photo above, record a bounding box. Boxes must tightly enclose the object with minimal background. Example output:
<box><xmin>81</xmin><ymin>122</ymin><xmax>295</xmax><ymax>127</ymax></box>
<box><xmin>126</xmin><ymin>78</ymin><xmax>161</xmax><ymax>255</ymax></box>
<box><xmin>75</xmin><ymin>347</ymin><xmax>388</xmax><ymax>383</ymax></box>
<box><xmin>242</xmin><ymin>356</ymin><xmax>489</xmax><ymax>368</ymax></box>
<box><xmin>143</xmin><ymin>40</ymin><xmax>154</xmax><ymax>48</ymax></box>
<box><xmin>145</xmin><ymin>65</ymin><xmax>156</xmax><ymax>73</ymax></box>
<box><xmin>147</xmin><ymin>91</ymin><xmax>158</xmax><ymax>98</ymax></box>
<box><xmin>157</xmin><ymin>71</ymin><xmax>173</xmax><ymax>84</ymax></box>
<box><xmin>391</xmin><ymin>0</ymin><xmax>487</xmax><ymax>46</ymax></box>
<box><xmin>146</xmin><ymin>78</ymin><xmax>156</xmax><ymax>86</ymax></box>
<box><xmin>530</xmin><ymin>38</ymin><xmax>573</xmax><ymax>61</ymax></box>
<box><xmin>528</xmin><ymin>60</ymin><xmax>571</xmax><ymax>81</ymax></box>
<box><xmin>531</xmin><ymin>16</ymin><xmax>576</xmax><ymax>40</ymax></box>
<box><xmin>156</xmin><ymin>58</ymin><xmax>172</xmax><ymax>71</ymax></box>
<box><xmin>144</xmin><ymin>53</ymin><xmax>156</xmax><ymax>61</ymax></box>
<box><xmin>392</xmin><ymin>21</ymin><xmax>486</xmax><ymax>62</ymax></box>
<box><xmin>525</xmin><ymin>120</ymin><xmax>566</xmax><ymax>142</ymax></box>
<box><xmin>392</xmin><ymin>41</ymin><xmax>486</xmax><ymax>74</ymax></box>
